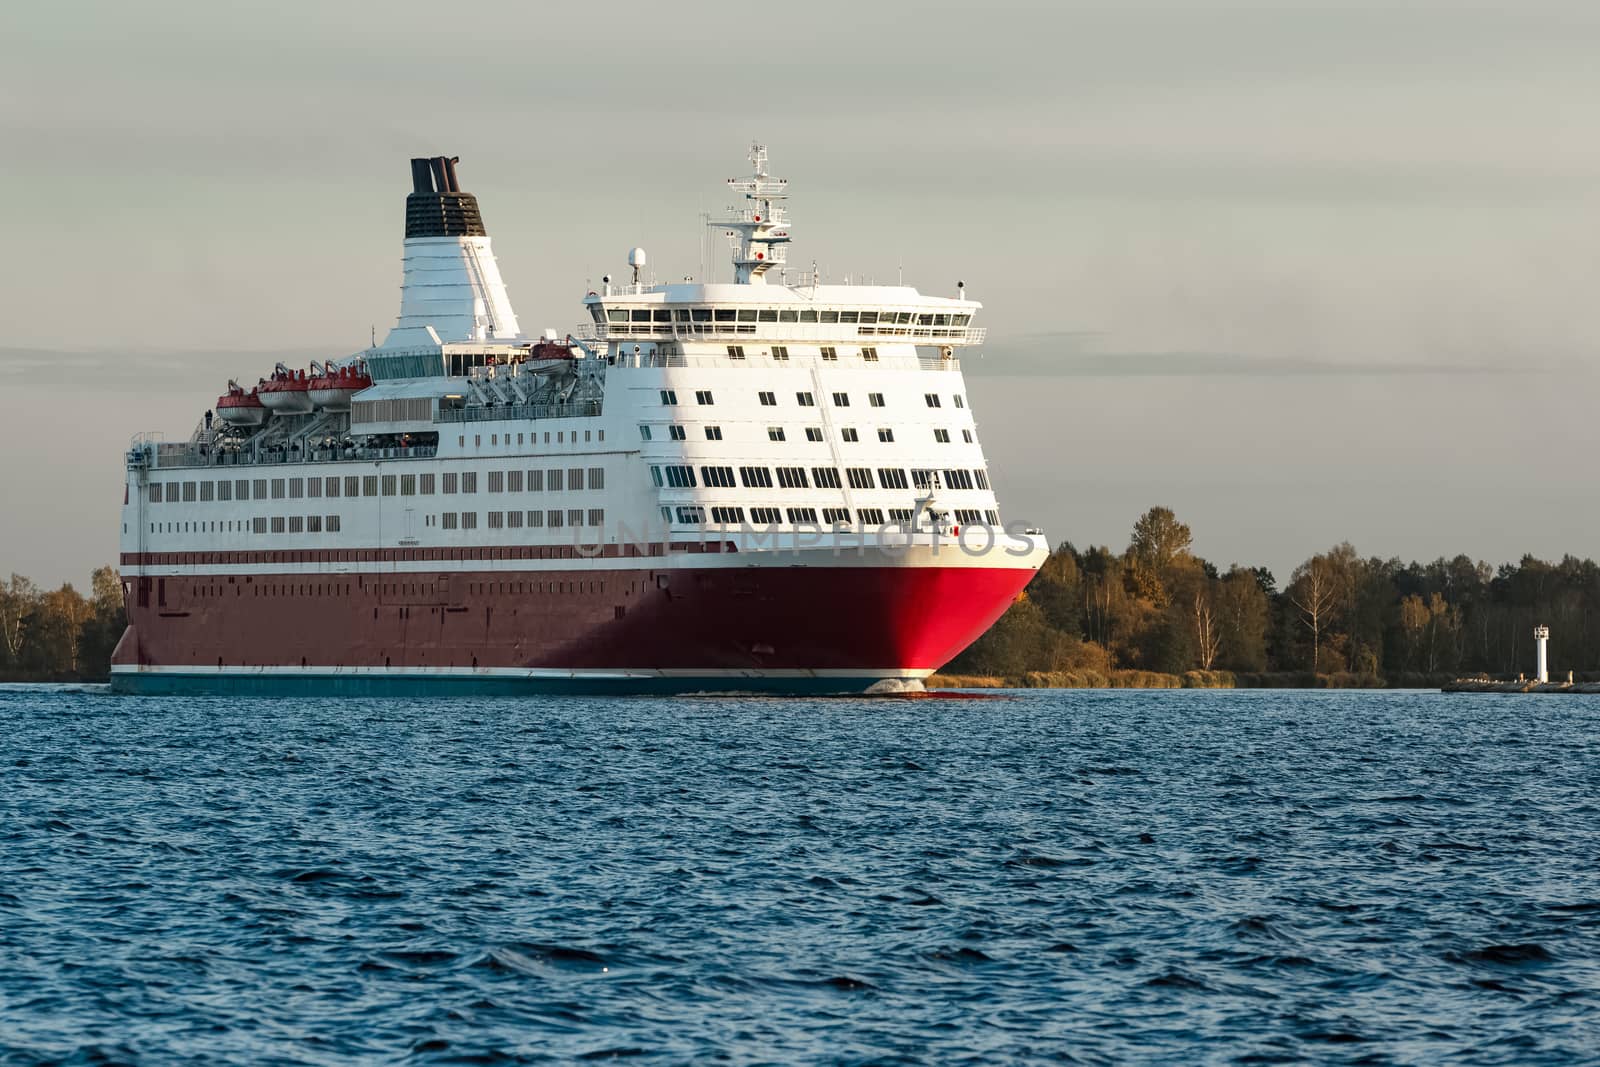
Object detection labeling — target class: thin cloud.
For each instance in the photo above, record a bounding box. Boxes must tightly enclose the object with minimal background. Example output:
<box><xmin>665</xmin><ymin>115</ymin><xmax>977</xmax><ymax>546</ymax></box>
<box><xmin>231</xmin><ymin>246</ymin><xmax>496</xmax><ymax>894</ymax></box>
<box><xmin>964</xmin><ymin>332</ymin><xmax>1542</xmax><ymax>378</ymax></box>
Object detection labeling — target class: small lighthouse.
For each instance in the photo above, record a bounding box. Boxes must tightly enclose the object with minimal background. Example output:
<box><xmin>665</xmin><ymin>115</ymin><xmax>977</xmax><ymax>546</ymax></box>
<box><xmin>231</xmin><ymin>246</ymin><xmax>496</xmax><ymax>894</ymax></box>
<box><xmin>1534</xmin><ymin>625</ymin><xmax>1550</xmax><ymax>684</ymax></box>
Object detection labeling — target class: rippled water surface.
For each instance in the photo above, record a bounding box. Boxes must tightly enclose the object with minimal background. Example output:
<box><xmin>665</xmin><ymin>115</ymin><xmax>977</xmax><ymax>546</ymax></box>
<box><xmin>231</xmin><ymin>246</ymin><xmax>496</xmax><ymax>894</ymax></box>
<box><xmin>3</xmin><ymin>687</ymin><xmax>1600</xmax><ymax>1064</ymax></box>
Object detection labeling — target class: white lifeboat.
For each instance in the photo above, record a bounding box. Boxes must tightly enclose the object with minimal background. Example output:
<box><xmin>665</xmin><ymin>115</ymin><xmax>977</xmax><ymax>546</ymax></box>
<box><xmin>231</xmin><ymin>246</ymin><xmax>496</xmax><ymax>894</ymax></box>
<box><xmin>307</xmin><ymin>362</ymin><xmax>373</xmax><ymax>411</ymax></box>
<box><xmin>257</xmin><ymin>364</ymin><xmax>314</xmax><ymax>414</ymax></box>
<box><xmin>216</xmin><ymin>382</ymin><xmax>269</xmax><ymax>426</ymax></box>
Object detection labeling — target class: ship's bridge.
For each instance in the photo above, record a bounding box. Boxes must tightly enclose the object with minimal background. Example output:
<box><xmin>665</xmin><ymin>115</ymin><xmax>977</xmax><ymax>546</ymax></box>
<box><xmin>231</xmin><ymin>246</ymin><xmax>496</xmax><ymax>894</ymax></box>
<box><xmin>581</xmin><ymin>283</ymin><xmax>984</xmax><ymax>346</ymax></box>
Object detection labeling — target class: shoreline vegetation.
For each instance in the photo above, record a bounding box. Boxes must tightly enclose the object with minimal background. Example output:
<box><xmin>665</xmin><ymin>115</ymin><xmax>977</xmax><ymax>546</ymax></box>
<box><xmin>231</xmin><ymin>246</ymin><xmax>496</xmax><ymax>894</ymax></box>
<box><xmin>5</xmin><ymin>504</ymin><xmax>1596</xmax><ymax>689</ymax></box>
<box><xmin>1</xmin><ymin>569</ymin><xmax>123</xmax><ymax>684</ymax></box>
<box><xmin>940</xmin><ymin>506</ymin><xmax>1600</xmax><ymax>691</ymax></box>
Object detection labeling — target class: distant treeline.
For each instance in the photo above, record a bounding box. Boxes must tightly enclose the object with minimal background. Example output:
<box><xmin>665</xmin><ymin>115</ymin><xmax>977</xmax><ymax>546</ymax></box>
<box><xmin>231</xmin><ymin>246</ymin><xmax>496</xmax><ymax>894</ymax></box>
<box><xmin>948</xmin><ymin>507</ymin><xmax>1597</xmax><ymax>686</ymax></box>
<box><xmin>0</xmin><ymin>569</ymin><xmax>125</xmax><ymax>682</ymax></box>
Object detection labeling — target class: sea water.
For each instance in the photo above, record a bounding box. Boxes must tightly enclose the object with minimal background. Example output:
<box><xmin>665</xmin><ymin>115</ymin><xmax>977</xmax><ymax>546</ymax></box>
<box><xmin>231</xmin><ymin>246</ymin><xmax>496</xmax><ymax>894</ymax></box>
<box><xmin>2</xmin><ymin>686</ymin><xmax>1597</xmax><ymax>1064</ymax></box>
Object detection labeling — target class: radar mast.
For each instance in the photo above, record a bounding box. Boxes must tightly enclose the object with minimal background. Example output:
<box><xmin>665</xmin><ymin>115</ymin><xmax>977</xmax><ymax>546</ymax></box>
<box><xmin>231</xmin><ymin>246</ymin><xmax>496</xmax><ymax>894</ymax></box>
<box><xmin>712</xmin><ymin>143</ymin><xmax>791</xmax><ymax>285</ymax></box>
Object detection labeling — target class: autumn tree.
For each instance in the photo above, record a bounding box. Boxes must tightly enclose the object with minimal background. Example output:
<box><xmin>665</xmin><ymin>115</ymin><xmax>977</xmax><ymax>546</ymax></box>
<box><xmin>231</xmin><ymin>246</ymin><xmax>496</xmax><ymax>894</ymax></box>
<box><xmin>1127</xmin><ymin>507</ymin><xmax>1193</xmax><ymax>607</ymax></box>
<box><xmin>1288</xmin><ymin>553</ymin><xmax>1340</xmax><ymax>673</ymax></box>
<box><xmin>1191</xmin><ymin>584</ymin><xmax>1221</xmax><ymax>670</ymax></box>
<box><xmin>36</xmin><ymin>584</ymin><xmax>91</xmax><ymax>676</ymax></box>
<box><xmin>1026</xmin><ymin>545</ymin><xmax>1082</xmax><ymax>635</ymax></box>
<box><xmin>1215</xmin><ymin>567</ymin><xmax>1270</xmax><ymax>671</ymax></box>
<box><xmin>0</xmin><ymin>574</ymin><xmax>38</xmax><ymax>671</ymax></box>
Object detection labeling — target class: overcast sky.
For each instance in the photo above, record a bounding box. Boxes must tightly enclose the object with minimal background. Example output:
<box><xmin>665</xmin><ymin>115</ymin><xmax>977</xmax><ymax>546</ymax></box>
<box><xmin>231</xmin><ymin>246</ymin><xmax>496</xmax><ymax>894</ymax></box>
<box><xmin>4</xmin><ymin>0</ymin><xmax>1600</xmax><ymax>587</ymax></box>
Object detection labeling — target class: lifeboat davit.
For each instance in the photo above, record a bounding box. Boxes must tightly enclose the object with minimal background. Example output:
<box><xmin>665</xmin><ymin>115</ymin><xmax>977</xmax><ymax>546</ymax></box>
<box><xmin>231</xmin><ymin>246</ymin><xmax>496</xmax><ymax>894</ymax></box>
<box><xmin>257</xmin><ymin>365</ymin><xmax>314</xmax><ymax>414</ymax></box>
<box><xmin>307</xmin><ymin>363</ymin><xmax>373</xmax><ymax>411</ymax></box>
<box><xmin>216</xmin><ymin>383</ymin><xmax>268</xmax><ymax>426</ymax></box>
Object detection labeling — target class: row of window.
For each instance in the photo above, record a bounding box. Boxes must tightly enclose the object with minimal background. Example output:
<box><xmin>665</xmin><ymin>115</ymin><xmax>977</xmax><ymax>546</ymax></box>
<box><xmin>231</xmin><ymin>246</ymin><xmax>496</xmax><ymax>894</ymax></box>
<box><xmin>148</xmin><ymin>468</ymin><xmax>606</xmax><ymax>504</ymax></box>
<box><xmin>606</xmin><ymin>307</ymin><xmax>974</xmax><ymax>327</ymax></box>
<box><xmin>651</xmin><ymin>465</ymin><xmax>990</xmax><ymax>493</ymax></box>
<box><xmin>150</xmin><ymin>509</ymin><xmax>609</xmax><ymax>535</ymax></box>
<box><xmin>645</xmin><ymin>424</ymin><xmax>974</xmax><ymax>445</ymax></box>
<box><xmin>151</xmin><ymin>516</ymin><xmax>346</xmax><ymax>535</ymax></box>
<box><xmin>660</xmin><ymin>389</ymin><xmax>963</xmax><ymax>409</ymax></box>
<box><xmin>437</xmin><ymin>510</ymin><xmax>605</xmax><ymax>530</ymax></box>
<box><xmin>457</xmin><ymin>429</ymin><xmax>604</xmax><ymax>447</ymax></box>
<box><xmin>674</xmin><ymin>506</ymin><xmax>1001</xmax><ymax>526</ymax></box>
<box><xmin>726</xmin><ymin>345</ymin><xmax>877</xmax><ymax>362</ymax></box>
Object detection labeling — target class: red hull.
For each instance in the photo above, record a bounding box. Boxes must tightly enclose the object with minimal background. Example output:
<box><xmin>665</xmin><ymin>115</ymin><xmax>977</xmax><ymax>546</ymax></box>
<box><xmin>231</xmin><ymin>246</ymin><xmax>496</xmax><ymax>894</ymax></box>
<box><xmin>114</xmin><ymin>563</ymin><xmax>1030</xmax><ymax>676</ymax></box>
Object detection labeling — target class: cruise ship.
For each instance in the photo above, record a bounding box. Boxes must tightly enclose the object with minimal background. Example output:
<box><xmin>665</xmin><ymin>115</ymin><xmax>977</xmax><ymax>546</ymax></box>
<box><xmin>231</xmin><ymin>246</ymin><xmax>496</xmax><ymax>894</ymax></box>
<box><xmin>112</xmin><ymin>147</ymin><xmax>1048</xmax><ymax>695</ymax></box>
